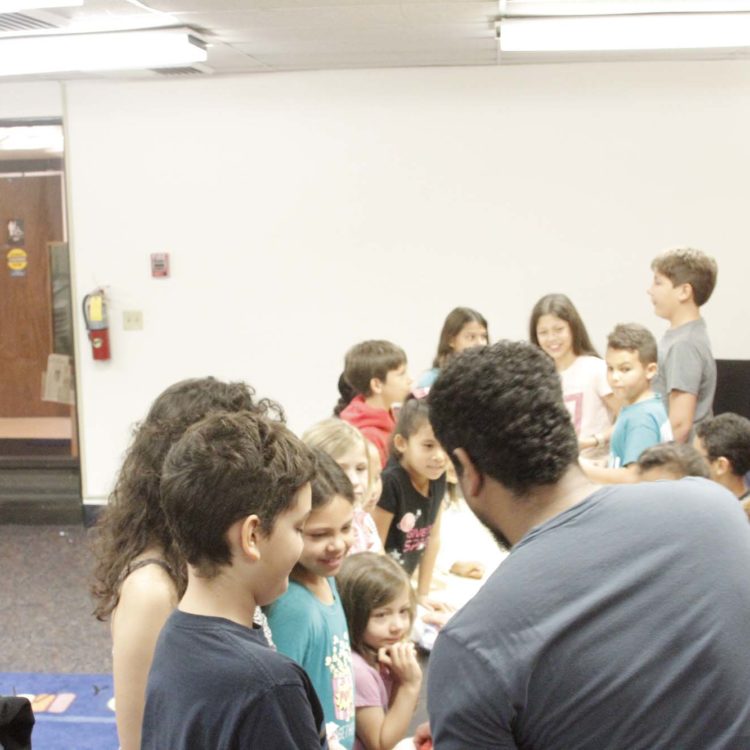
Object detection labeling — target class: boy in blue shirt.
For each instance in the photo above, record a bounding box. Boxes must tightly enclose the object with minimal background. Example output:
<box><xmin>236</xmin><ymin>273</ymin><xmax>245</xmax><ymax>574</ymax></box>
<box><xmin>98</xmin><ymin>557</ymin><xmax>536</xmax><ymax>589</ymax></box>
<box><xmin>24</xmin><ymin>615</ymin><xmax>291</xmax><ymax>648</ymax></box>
<box><xmin>141</xmin><ymin>411</ymin><xmax>328</xmax><ymax>750</ymax></box>
<box><xmin>648</xmin><ymin>247</ymin><xmax>718</xmax><ymax>443</ymax></box>
<box><xmin>583</xmin><ymin>323</ymin><xmax>672</xmax><ymax>484</ymax></box>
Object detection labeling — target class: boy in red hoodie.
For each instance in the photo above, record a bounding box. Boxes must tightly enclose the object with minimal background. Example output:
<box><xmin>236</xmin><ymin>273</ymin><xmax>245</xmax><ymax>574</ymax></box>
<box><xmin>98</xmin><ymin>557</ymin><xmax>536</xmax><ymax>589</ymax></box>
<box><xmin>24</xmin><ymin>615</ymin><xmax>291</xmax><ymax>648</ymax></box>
<box><xmin>336</xmin><ymin>340</ymin><xmax>412</xmax><ymax>467</ymax></box>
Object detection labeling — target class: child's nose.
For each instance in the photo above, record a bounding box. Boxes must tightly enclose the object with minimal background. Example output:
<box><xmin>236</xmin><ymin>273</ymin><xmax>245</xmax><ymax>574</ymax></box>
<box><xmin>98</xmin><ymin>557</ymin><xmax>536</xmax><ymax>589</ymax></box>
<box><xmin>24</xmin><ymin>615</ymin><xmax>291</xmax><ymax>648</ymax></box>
<box><xmin>328</xmin><ymin>535</ymin><xmax>346</xmax><ymax>552</ymax></box>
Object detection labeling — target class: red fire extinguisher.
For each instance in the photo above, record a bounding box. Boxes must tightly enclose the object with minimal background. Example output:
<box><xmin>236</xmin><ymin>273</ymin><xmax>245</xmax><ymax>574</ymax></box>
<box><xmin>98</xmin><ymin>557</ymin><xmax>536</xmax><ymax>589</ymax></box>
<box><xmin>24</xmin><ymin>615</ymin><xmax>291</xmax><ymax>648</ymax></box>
<box><xmin>82</xmin><ymin>289</ymin><xmax>111</xmax><ymax>361</ymax></box>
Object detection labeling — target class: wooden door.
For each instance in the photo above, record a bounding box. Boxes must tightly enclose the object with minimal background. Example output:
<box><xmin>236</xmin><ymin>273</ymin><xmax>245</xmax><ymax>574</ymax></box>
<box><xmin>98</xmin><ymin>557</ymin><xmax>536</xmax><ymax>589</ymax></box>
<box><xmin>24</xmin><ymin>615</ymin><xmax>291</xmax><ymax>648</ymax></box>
<box><xmin>0</xmin><ymin>174</ymin><xmax>67</xmax><ymax>418</ymax></box>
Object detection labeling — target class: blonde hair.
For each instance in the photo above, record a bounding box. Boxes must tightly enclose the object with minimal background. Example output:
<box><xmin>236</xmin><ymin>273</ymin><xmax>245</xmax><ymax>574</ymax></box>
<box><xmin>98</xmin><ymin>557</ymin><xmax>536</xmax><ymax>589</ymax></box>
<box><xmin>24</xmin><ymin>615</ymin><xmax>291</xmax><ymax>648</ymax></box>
<box><xmin>302</xmin><ymin>418</ymin><xmax>368</xmax><ymax>461</ymax></box>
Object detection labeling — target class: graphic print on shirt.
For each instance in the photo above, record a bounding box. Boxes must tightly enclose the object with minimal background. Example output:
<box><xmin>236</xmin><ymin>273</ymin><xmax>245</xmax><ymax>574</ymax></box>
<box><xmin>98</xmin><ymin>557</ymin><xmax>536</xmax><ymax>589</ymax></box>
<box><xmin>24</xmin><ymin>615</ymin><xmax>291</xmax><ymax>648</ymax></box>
<box><xmin>325</xmin><ymin>632</ymin><xmax>354</xmax><ymax>725</ymax></box>
<box><xmin>564</xmin><ymin>392</ymin><xmax>584</xmax><ymax>434</ymax></box>
<box><xmin>392</xmin><ymin>508</ymin><xmax>433</xmax><ymax>556</ymax></box>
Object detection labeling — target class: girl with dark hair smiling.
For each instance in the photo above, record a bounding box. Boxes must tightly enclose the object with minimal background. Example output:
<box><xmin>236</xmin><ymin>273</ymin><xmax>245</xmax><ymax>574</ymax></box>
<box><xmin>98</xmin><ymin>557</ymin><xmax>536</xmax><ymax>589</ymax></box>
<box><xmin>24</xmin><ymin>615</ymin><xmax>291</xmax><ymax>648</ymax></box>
<box><xmin>530</xmin><ymin>293</ymin><xmax>618</xmax><ymax>457</ymax></box>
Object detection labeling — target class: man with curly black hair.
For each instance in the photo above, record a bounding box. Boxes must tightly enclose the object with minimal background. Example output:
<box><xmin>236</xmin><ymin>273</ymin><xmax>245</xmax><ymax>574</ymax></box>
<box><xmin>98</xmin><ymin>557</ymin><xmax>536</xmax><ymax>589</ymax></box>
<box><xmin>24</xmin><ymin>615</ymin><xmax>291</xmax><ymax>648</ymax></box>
<box><xmin>695</xmin><ymin>412</ymin><xmax>750</xmax><ymax>502</ymax></box>
<box><xmin>421</xmin><ymin>340</ymin><xmax>750</xmax><ymax>750</ymax></box>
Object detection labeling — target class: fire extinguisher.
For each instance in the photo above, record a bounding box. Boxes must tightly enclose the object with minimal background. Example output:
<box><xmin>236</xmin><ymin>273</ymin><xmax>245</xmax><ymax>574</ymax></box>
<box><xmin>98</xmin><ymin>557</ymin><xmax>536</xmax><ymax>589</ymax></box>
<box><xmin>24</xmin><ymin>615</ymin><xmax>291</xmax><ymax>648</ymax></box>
<box><xmin>82</xmin><ymin>288</ymin><xmax>111</xmax><ymax>361</ymax></box>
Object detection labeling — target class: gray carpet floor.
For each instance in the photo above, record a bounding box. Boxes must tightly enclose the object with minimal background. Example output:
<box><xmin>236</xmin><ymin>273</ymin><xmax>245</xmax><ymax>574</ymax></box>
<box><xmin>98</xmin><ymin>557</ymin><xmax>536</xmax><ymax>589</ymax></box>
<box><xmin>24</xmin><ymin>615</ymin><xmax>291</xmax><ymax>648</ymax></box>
<box><xmin>0</xmin><ymin>522</ymin><xmax>429</xmax><ymax>731</ymax></box>
<box><xmin>0</xmin><ymin>524</ymin><xmax>112</xmax><ymax>673</ymax></box>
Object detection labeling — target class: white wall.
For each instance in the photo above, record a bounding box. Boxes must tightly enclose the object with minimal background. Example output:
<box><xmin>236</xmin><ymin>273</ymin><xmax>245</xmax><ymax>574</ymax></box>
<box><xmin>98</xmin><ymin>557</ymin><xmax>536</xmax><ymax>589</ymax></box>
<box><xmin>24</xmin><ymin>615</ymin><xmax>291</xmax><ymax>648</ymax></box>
<box><xmin>0</xmin><ymin>82</ymin><xmax>62</xmax><ymax>119</ymax></box>
<box><xmin>60</xmin><ymin>61</ymin><xmax>750</xmax><ymax>502</ymax></box>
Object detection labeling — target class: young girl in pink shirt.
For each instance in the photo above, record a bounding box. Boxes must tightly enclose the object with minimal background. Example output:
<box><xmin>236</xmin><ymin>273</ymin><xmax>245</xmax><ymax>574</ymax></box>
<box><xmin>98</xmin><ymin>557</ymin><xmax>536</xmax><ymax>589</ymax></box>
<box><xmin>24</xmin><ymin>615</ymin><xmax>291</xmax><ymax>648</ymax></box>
<box><xmin>338</xmin><ymin>552</ymin><xmax>421</xmax><ymax>750</ymax></box>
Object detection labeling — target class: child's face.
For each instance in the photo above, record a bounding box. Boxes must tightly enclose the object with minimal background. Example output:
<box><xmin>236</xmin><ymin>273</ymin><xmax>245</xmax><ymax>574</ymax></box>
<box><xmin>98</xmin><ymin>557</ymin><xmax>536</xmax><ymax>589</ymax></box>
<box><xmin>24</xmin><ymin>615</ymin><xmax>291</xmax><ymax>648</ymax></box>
<box><xmin>450</xmin><ymin>321</ymin><xmax>488</xmax><ymax>354</ymax></box>
<box><xmin>377</xmin><ymin>364</ymin><xmax>412</xmax><ymax>408</ymax></box>
<box><xmin>297</xmin><ymin>494</ymin><xmax>354</xmax><ymax>578</ymax></box>
<box><xmin>363</xmin><ymin>583</ymin><xmax>413</xmax><ymax>652</ymax></box>
<box><xmin>364</xmin><ymin>444</ymin><xmax>382</xmax><ymax>513</ymax></box>
<box><xmin>606</xmin><ymin>347</ymin><xmax>656</xmax><ymax>405</ymax></box>
<box><xmin>396</xmin><ymin>422</ymin><xmax>447</xmax><ymax>481</ymax></box>
<box><xmin>535</xmin><ymin>314</ymin><xmax>573</xmax><ymax>364</ymax></box>
<box><xmin>648</xmin><ymin>272</ymin><xmax>684</xmax><ymax>320</ymax></box>
<box><xmin>336</xmin><ymin>443</ymin><xmax>369</xmax><ymax>505</ymax></box>
<box><xmin>254</xmin><ymin>483</ymin><xmax>312</xmax><ymax>606</ymax></box>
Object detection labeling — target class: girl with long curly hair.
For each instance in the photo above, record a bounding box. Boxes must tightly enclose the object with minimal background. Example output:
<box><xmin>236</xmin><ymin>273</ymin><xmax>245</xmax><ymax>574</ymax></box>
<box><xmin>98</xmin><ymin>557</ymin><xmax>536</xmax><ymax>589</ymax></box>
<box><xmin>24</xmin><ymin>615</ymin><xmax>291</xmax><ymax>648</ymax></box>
<box><xmin>91</xmin><ymin>376</ymin><xmax>282</xmax><ymax>750</ymax></box>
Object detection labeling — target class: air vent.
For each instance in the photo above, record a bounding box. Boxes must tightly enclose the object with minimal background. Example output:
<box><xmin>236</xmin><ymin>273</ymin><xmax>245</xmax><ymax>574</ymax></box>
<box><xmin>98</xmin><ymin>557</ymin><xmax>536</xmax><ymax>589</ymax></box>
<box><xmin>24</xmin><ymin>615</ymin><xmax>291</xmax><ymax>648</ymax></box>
<box><xmin>0</xmin><ymin>12</ymin><xmax>57</xmax><ymax>32</ymax></box>
<box><xmin>151</xmin><ymin>66</ymin><xmax>207</xmax><ymax>76</ymax></box>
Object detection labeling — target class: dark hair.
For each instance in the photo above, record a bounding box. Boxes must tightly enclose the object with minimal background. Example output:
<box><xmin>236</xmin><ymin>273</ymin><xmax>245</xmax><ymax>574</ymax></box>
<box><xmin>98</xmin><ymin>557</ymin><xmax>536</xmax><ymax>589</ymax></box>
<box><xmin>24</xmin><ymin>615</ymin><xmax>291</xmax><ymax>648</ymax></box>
<box><xmin>696</xmin><ymin>413</ymin><xmax>750</xmax><ymax>476</ymax></box>
<box><xmin>336</xmin><ymin>340</ymin><xmax>407</xmax><ymax>412</ymax></box>
<box><xmin>637</xmin><ymin>442</ymin><xmax>710</xmax><ymax>480</ymax></box>
<box><xmin>333</xmin><ymin>373</ymin><xmax>358</xmax><ymax>416</ymax></box>
<box><xmin>161</xmin><ymin>411</ymin><xmax>316</xmax><ymax>579</ymax></box>
<box><xmin>429</xmin><ymin>341</ymin><xmax>579</xmax><ymax>496</ymax></box>
<box><xmin>390</xmin><ymin>397</ymin><xmax>431</xmax><ymax>459</ymax></box>
<box><xmin>606</xmin><ymin>323</ymin><xmax>658</xmax><ymax>366</ymax></box>
<box><xmin>337</xmin><ymin>552</ymin><xmax>415</xmax><ymax>658</ymax></box>
<box><xmin>529</xmin><ymin>294</ymin><xmax>599</xmax><ymax>358</ymax></box>
<box><xmin>91</xmin><ymin>377</ymin><xmax>282</xmax><ymax>619</ymax></box>
<box><xmin>651</xmin><ymin>247</ymin><xmax>718</xmax><ymax>307</ymax></box>
<box><xmin>432</xmin><ymin>307</ymin><xmax>489</xmax><ymax>369</ymax></box>
<box><xmin>310</xmin><ymin>449</ymin><xmax>356</xmax><ymax>509</ymax></box>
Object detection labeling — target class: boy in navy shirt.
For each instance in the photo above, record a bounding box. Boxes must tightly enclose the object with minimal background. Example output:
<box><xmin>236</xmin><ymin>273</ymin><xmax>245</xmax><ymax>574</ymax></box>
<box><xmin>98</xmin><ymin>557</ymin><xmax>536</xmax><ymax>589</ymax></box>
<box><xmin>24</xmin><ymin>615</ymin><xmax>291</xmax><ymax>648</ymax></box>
<box><xmin>141</xmin><ymin>410</ymin><xmax>328</xmax><ymax>749</ymax></box>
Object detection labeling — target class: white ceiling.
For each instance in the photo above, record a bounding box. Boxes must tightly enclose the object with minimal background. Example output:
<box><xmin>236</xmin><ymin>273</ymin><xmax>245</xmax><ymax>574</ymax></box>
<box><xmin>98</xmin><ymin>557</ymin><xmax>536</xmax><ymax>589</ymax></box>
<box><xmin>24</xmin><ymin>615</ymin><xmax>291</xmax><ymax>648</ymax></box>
<box><xmin>0</xmin><ymin>0</ymin><xmax>499</xmax><ymax>78</ymax></box>
<box><xmin>1</xmin><ymin>1</ymin><xmax>749</xmax><ymax>81</ymax></box>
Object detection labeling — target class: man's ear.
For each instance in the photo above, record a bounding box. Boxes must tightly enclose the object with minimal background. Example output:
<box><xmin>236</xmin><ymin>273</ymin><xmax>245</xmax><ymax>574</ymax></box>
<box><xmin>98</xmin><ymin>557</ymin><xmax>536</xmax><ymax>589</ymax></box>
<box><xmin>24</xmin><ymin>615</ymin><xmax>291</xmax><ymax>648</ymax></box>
<box><xmin>453</xmin><ymin>448</ymin><xmax>483</xmax><ymax>499</ymax></box>
<box><xmin>713</xmin><ymin>456</ymin><xmax>731</xmax><ymax>478</ymax></box>
<box><xmin>370</xmin><ymin>377</ymin><xmax>383</xmax><ymax>395</ymax></box>
<box><xmin>238</xmin><ymin>515</ymin><xmax>262</xmax><ymax>562</ymax></box>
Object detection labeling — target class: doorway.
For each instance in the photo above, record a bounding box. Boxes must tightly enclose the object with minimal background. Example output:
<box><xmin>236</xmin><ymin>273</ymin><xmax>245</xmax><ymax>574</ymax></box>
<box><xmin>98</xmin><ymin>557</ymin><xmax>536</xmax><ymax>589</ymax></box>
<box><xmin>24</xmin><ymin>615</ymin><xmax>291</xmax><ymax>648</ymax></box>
<box><xmin>0</xmin><ymin>119</ymin><xmax>80</xmax><ymax>522</ymax></box>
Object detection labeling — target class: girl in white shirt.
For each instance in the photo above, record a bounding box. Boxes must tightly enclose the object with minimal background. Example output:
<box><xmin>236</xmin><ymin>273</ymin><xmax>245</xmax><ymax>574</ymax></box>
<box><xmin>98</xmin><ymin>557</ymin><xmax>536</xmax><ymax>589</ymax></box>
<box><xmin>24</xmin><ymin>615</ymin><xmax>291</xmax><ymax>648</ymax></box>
<box><xmin>530</xmin><ymin>293</ymin><xmax>619</xmax><ymax>458</ymax></box>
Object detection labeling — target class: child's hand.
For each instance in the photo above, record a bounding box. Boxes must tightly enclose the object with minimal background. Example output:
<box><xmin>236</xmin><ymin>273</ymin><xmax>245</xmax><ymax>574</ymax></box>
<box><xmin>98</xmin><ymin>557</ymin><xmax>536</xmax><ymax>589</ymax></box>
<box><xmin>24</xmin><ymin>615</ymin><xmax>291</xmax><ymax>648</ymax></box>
<box><xmin>413</xmin><ymin>722</ymin><xmax>433</xmax><ymax>749</ymax></box>
<box><xmin>449</xmin><ymin>560</ymin><xmax>485</xmax><ymax>579</ymax></box>
<box><xmin>378</xmin><ymin>641</ymin><xmax>422</xmax><ymax>687</ymax></box>
<box><xmin>417</xmin><ymin>594</ymin><xmax>455</xmax><ymax>613</ymax></box>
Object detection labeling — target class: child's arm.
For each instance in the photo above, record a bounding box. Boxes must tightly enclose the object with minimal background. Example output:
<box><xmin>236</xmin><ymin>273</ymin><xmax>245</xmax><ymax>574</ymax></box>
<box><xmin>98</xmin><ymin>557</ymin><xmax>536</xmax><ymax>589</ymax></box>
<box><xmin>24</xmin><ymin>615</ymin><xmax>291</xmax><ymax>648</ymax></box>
<box><xmin>112</xmin><ymin>567</ymin><xmax>177</xmax><ymax>750</ymax></box>
<box><xmin>417</xmin><ymin>505</ymin><xmax>443</xmax><ymax>607</ymax></box>
<box><xmin>581</xmin><ymin>461</ymin><xmax>640</xmax><ymax>485</ymax></box>
<box><xmin>371</xmin><ymin>506</ymin><xmax>394</xmax><ymax>547</ymax></box>
<box><xmin>356</xmin><ymin>643</ymin><xmax>422</xmax><ymax>750</ymax></box>
<box><xmin>667</xmin><ymin>390</ymin><xmax>697</xmax><ymax>443</ymax></box>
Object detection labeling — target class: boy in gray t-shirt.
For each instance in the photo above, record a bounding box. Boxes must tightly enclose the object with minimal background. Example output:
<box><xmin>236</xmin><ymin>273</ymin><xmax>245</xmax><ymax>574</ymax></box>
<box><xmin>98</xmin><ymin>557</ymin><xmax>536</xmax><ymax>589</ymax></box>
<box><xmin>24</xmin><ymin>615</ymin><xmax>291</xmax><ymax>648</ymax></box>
<box><xmin>648</xmin><ymin>247</ymin><xmax>718</xmax><ymax>442</ymax></box>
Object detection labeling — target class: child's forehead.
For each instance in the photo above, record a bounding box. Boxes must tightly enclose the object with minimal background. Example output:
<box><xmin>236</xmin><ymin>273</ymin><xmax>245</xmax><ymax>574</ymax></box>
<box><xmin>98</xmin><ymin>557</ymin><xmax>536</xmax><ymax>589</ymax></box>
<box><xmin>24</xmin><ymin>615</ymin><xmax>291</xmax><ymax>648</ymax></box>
<box><xmin>307</xmin><ymin>494</ymin><xmax>354</xmax><ymax>525</ymax></box>
<box><xmin>652</xmin><ymin>271</ymin><xmax>674</xmax><ymax>285</ymax></box>
<box><xmin>537</xmin><ymin>313</ymin><xmax>566</xmax><ymax>327</ymax></box>
<box><xmin>372</xmin><ymin>583</ymin><xmax>412</xmax><ymax>609</ymax></box>
<box><xmin>606</xmin><ymin>347</ymin><xmax>642</xmax><ymax>365</ymax></box>
<box><xmin>337</xmin><ymin>441</ymin><xmax>367</xmax><ymax>463</ymax></box>
<box><xmin>407</xmin><ymin>420</ymin><xmax>436</xmax><ymax>439</ymax></box>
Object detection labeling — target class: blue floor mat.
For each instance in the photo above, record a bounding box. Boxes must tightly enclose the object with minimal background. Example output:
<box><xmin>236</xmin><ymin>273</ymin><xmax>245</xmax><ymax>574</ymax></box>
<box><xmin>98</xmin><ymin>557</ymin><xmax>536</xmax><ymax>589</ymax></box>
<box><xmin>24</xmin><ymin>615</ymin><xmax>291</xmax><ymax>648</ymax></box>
<box><xmin>0</xmin><ymin>672</ymin><xmax>118</xmax><ymax>750</ymax></box>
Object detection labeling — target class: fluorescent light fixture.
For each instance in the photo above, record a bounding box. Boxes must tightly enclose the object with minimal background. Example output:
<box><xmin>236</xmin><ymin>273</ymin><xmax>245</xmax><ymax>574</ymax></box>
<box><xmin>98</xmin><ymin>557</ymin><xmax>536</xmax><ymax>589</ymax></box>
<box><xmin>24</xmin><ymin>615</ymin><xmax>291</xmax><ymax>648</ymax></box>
<box><xmin>499</xmin><ymin>12</ymin><xmax>750</xmax><ymax>51</ymax></box>
<box><xmin>0</xmin><ymin>0</ymin><xmax>83</xmax><ymax>10</ymax></box>
<box><xmin>500</xmin><ymin>1</ymin><xmax>750</xmax><ymax>17</ymax></box>
<box><xmin>0</xmin><ymin>27</ymin><xmax>207</xmax><ymax>77</ymax></box>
